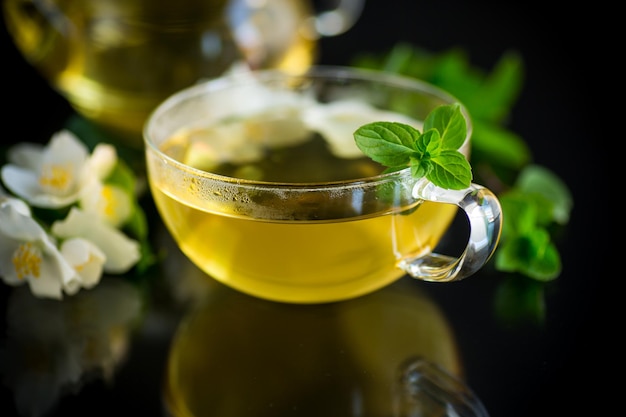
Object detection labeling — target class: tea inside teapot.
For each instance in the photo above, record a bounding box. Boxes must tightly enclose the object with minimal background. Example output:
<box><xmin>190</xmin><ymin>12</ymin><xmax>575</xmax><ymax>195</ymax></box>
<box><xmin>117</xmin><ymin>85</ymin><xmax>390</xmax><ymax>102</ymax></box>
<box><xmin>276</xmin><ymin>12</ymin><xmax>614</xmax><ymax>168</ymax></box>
<box><xmin>2</xmin><ymin>0</ymin><xmax>362</xmax><ymax>143</ymax></box>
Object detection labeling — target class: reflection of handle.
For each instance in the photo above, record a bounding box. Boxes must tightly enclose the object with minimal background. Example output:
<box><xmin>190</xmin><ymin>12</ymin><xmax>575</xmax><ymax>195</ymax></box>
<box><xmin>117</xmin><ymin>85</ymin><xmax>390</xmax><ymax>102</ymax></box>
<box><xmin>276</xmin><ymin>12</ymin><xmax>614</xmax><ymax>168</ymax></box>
<box><xmin>399</xmin><ymin>178</ymin><xmax>502</xmax><ymax>282</ymax></box>
<box><xmin>307</xmin><ymin>0</ymin><xmax>365</xmax><ymax>37</ymax></box>
<box><xmin>395</xmin><ymin>357</ymin><xmax>490</xmax><ymax>417</ymax></box>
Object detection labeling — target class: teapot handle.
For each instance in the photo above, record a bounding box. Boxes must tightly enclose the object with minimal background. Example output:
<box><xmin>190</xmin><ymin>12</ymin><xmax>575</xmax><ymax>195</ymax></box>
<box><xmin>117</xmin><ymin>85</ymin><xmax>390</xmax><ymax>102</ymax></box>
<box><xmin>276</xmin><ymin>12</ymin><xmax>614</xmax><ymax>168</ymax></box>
<box><xmin>308</xmin><ymin>0</ymin><xmax>365</xmax><ymax>37</ymax></box>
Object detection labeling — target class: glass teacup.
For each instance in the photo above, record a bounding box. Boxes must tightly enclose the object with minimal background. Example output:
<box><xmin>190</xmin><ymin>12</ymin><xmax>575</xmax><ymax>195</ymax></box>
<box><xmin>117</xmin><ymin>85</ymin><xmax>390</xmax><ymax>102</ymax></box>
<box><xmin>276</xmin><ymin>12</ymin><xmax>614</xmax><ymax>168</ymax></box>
<box><xmin>144</xmin><ymin>66</ymin><xmax>502</xmax><ymax>304</ymax></box>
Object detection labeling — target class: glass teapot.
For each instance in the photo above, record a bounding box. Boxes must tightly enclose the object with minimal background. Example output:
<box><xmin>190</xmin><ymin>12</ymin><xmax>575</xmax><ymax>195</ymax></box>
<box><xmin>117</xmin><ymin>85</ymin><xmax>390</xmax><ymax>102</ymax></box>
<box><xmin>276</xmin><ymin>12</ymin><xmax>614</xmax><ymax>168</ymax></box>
<box><xmin>2</xmin><ymin>0</ymin><xmax>364</xmax><ymax>143</ymax></box>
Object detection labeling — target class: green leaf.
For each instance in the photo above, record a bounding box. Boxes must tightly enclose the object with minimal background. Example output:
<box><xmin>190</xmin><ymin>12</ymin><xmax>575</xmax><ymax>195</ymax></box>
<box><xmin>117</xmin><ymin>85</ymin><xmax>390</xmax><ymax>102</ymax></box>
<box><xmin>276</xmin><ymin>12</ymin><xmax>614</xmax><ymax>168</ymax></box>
<box><xmin>354</xmin><ymin>106</ymin><xmax>472</xmax><ymax>190</ymax></box>
<box><xmin>354</xmin><ymin>122</ymin><xmax>421</xmax><ymax>167</ymax></box>
<box><xmin>470</xmin><ymin>120</ymin><xmax>531</xmax><ymax>170</ymax></box>
<box><xmin>125</xmin><ymin>201</ymin><xmax>148</xmax><ymax>241</ymax></box>
<box><xmin>428</xmin><ymin>151</ymin><xmax>472</xmax><ymax>190</ymax></box>
<box><xmin>516</xmin><ymin>165</ymin><xmax>573</xmax><ymax>225</ymax></box>
<box><xmin>410</xmin><ymin>158</ymin><xmax>431</xmax><ymax>179</ymax></box>
<box><xmin>499</xmin><ymin>191</ymin><xmax>541</xmax><ymax>238</ymax></box>
<box><xmin>495</xmin><ymin>230</ymin><xmax>561</xmax><ymax>281</ymax></box>
<box><xmin>427</xmin><ymin>49</ymin><xmax>524</xmax><ymax>123</ymax></box>
<box><xmin>423</xmin><ymin>102</ymin><xmax>467</xmax><ymax>150</ymax></box>
<box><xmin>415</xmin><ymin>129</ymin><xmax>442</xmax><ymax>155</ymax></box>
<box><xmin>429</xmin><ymin>50</ymin><xmax>485</xmax><ymax>109</ymax></box>
<box><xmin>470</xmin><ymin>51</ymin><xmax>524</xmax><ymax>123</ymax></box>
<box><xmin>350</xmin><ymin>42</ymin><xmax>571</xmax><ymax>295</ymax></box>
<box><xmin>105</xmin><ymin>159</ymin><xmax>136</xmax><ymax>195</ymax></box>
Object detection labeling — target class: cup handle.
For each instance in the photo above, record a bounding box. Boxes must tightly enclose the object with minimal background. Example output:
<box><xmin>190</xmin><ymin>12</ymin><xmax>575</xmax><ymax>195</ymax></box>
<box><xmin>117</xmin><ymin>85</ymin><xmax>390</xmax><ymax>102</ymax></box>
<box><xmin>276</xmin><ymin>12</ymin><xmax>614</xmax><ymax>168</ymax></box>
<box><xmin>307</xmin><ymin>0</ymin><xmax>365</xmax><ymax>37</ymax></box>
<box><xmin>398</xmin><ymin>178</ymin><xmax>502</xmax><ymax>282</ymax></box>
<box><xmin>395</xmin><ymin>357</ymin><xmax>490</xmax><ymax>417</ymax></box>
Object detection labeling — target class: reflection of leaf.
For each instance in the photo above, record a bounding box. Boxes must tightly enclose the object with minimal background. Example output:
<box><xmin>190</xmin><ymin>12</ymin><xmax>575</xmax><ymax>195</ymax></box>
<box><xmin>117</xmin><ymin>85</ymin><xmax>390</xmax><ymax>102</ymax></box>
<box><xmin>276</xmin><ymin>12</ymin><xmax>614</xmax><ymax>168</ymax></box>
<box><xmin>494</xmin><ymin>276</ymin><xmax>545</xmax><ymax>326</ymax></box>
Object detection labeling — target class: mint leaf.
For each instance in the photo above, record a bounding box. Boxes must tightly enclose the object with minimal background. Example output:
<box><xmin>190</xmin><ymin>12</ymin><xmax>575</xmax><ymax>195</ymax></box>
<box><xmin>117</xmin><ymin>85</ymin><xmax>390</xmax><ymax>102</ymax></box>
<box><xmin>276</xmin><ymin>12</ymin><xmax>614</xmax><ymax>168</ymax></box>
<box><xmin>495</xmin><ymin>230</ymin><xmax>561</xmax><ymax>281</ymax></box>
<box><xmin>413</xmin><ymin>129</ymin><xmax>440</xmax><ymax>158</ymax></box>
<box><xmin>429</xmin><ymin>150</ymin><xmax>473</xmax><ymax>190</ymax></box>
<box><xmin>354</xmin><ymin>103</ymin><xmax>472</xmax><ymax>190</ymax></box>
<box><xmin>470</xmin><ymin>120</ymin><xmax>531</xmax><ymax>171</ymax></box>
<box><xmin>497</xmin><ymin>181</ymin><xmax>567</xmax><ymax>281</ymax></box>
<box><xmin>516</xmin><ymin>165</ymin><xmax>572</xmax><ymax>225</ymax></box>
<box><xmin>351</xmin><ymin>42</ymin><xmax>573</xmax><ymax>322</ymax></box>
<box><xmin>423</xmin><ymin>102</ymin><xmax>467</xmax><ymax>150</ymax></box>
<box><xmin>353</xmin><ymin>122</ymin><xmax>420</xmax><ymax>167</ymax></box>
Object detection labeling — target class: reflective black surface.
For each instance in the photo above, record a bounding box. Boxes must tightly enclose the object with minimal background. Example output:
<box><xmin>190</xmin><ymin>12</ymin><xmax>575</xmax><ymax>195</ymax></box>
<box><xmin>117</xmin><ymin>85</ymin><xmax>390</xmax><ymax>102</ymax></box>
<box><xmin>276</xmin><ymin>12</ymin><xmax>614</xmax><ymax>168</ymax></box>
<box><xmin>1</xmin><ymin>1</ymin><xmax>604</xmax><ymax>416</ymax></box>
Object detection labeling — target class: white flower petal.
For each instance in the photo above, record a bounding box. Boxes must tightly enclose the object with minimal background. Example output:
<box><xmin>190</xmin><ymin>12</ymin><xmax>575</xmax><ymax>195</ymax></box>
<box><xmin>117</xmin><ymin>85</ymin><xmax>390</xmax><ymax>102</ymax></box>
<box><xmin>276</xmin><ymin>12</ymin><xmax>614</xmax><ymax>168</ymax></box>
<box><xmin>2</xmin><ymin>130</ymin><xmax>97</xmax><ymax>209</ymax></box>
<box><xmin>0</xmin><ymin>200</ymin><xmax>76</xmax><ymax>299</ymax></box>
<box><xmin>1</xmin><ymin>165</ymin><xmax>80</xmax><ymax>208</ymax></box>
<box><xmin>60</xmin><ymin>238</ymin><xmax>105</xmax><ymax>290</ymax></box>
<box><xmin>80</xmin><ymin>183</ymin><xmax>132</xmax><ymax>228</ymax></box>
<box><xmin>51</xmin><ymin>208</ymin><xmax>140</xmax><ymax>274</ymax></box>
<box><xmin>0</xmin><ymin>198</ymin><xmax>46</xmax><ymax>241</ymax></box>
<box><xmin>27</xmin><ymin>260</ymin><xmax>65</xmax><ymax>299</ymax></box>
<box><xmin>39</xmin><ymin>131</ymin><xmax>88</xmax><ymax>196</ymax></box>
<box><xmin>7</xmin><ymin>142</ymin><xmax>44</xmax><ymax>170</ymax></box>
<box><xmin>46</xmin><ymin>130</ymin><xmax>89</xmax><ymax>163</ymax></box>
<box><xmin>0</xmin><ymin>194</ymin><xmax>31</xmax><ymax>216</ymax></box>
<box><xmin>88</xmin><ymin>144</ymin><xmax>117</xmax><ymax>180</ymax></box>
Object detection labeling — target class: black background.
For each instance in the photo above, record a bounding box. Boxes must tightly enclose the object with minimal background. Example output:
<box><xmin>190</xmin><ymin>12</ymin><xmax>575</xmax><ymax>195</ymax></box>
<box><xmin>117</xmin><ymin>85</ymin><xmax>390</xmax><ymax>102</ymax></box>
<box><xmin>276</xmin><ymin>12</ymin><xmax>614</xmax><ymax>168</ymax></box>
<box><xmin>1</xmin><ymin>1</ymin><xmax>607</xmax><ymax>416</ymax></box>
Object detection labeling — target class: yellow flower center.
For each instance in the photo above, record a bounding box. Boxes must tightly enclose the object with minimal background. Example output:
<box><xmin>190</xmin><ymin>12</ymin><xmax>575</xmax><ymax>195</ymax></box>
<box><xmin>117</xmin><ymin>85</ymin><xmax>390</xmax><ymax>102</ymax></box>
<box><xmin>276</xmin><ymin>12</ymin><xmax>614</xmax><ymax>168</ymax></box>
<box><xmin>98</xmin><ymin>185</ymin><xmax>131</xmax><ymax>227</ymax></box>
<box><xmin>12</xmin><ymin>242</ymin><xmax>42</xmax><ymax>279</ymax></box>
<box><xmin>102</xmin><ymin>186</ymin><xmax>116</xmax><ymax>218</ymax></box>
<box><xmin>74</xmin><ymin>253</ymin><xmax>96</xmax><ymax>272</ymax></box>
<box><xmin>39</xmin><ymin>163</ymin><xmax>72</xmax><ymax>194</ymax></box>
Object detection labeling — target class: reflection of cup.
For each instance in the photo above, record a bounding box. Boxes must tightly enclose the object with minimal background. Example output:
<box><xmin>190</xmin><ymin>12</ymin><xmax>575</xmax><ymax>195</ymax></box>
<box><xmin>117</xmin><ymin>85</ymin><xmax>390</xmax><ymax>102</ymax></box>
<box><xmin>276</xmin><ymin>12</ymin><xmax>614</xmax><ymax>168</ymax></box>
<box><xmin>2</xmin><ymin>0</ymin><xmax>364</xmax><ymax>142</ymax></box>
<box><xmin>163</xmin><ymin>277</ymin><xmax>479</xmax><ymax>417</ymax></box>
<box><xmin>144</xmin><ymin>66</ymin><xmax>502</xmax><ymax>304</ymax></box>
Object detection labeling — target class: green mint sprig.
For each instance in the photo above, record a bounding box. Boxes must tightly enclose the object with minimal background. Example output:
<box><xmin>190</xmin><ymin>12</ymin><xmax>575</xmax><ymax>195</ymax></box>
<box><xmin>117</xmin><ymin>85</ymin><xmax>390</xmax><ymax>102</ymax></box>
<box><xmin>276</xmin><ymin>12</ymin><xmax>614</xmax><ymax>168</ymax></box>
<box><xmin>353</xmin><ymin>103</ymin><xmax>472</xmax><ymax>190</ymax></box>
<box><xmin>351</xmin><ymin>42</ymin><xmax>574</xmax><ymax>325</ymax></box>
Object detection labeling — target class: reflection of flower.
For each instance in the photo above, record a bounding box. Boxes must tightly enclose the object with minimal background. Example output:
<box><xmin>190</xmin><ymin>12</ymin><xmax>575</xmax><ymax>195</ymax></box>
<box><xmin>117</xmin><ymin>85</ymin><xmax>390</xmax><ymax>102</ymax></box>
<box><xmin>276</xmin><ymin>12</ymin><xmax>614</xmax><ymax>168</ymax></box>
<box><xmin>0</xmin><ymin>130</ymin><xmax>149</xmax><ymax>299</ymax></box>
<box><xmin>0</xmin><ymin>279</ymin><xmax>143</xmax><ymax>417</ymax></box>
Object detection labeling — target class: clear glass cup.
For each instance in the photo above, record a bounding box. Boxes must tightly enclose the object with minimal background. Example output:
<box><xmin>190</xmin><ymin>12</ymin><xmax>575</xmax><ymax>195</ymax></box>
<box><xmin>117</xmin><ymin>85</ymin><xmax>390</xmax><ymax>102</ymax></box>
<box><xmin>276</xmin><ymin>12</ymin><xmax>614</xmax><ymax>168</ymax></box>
<box><xmin>144</xmin><ymin>66</ymin><xmax>502</xmax><ymax>304</ymax></box>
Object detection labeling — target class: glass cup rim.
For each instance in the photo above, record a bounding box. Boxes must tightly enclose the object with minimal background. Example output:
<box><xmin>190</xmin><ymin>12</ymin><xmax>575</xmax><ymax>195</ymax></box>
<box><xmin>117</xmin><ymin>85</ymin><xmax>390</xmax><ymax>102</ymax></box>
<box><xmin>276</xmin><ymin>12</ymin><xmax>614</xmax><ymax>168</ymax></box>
<box><xmin>143</xmin><ymin>65</ymin><xmax>471</xmax><ymax>192</ymax></box>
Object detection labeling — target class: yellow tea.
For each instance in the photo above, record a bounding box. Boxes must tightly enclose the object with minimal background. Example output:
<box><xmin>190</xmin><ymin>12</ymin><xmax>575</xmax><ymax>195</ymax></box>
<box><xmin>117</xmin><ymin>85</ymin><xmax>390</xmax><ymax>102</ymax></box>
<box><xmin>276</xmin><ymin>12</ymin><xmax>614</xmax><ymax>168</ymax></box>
<box><xmin>148</xmin><ymin>117</ymin><xmax>457</xmax><ymax>303</ymax></box>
